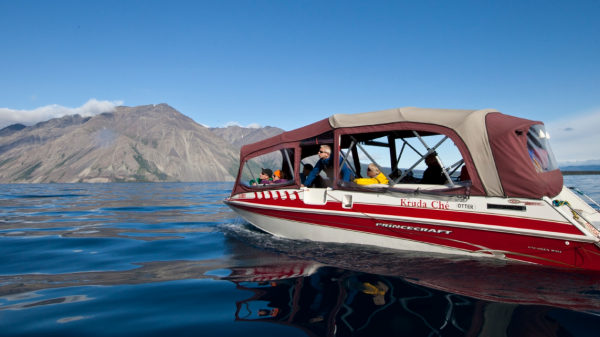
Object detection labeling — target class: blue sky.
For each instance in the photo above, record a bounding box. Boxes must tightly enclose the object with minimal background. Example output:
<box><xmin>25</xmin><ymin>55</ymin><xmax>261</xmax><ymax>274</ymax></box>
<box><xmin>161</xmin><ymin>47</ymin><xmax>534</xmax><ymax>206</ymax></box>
<box><xmin>1</xmin><ymin>1</ymin><xmax>599</xmax><ymax>161</ymax></box>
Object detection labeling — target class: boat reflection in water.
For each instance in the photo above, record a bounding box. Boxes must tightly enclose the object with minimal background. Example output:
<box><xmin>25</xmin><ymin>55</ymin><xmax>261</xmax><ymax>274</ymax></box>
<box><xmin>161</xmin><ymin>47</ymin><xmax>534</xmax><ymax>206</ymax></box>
<box><xmin>221</xmin><ymin>260</ymin><xmax>598</xmax><ymax>337</ymax></box>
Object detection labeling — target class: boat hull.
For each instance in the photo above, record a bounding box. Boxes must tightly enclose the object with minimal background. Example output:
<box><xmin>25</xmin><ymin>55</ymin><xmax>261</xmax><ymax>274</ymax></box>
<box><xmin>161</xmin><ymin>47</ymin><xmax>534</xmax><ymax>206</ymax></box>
<box><xmin>228</xmin><ymin>203</ymin><xmax>489</xmax><ymax>257</ymax></box>
<box><xmin>224</xmin><ymin>187</ymin><xmax>600</xmax><ymax>271</ymax></box>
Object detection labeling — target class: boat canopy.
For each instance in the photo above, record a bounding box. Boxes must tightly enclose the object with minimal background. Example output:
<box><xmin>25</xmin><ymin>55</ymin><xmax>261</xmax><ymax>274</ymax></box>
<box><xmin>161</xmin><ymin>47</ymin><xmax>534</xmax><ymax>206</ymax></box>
<box><xmin>234</xmin><ymin>107</ymin><xmax>563</xmax><ymax>199</ymax></box>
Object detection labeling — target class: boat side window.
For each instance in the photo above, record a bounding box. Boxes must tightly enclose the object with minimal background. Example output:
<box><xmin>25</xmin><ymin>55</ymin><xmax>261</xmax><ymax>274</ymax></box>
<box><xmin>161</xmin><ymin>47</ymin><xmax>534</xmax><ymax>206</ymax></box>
<box><xmin>300</xmin><ymin>153</ymin><xmax>331</xmax><ymax>187</ymax></box>
<box><xmin>338</xmin><ymin>130</ymin><xmax>468</xmax><ymax>190</ymax></box>
<box><xmin>526</xmin><ymin>125</ymin><xmax>558</xmax><ymax>172</ymax></box>
<box><xmin>241</xmin><ymin>148</ymin><xmax>295</xmax><ymax>188</ymax></box>
<box><xmin>393</xmin><ymin>134</ymin><xmax>467</xmax><ymax>185</ymax></box>
<box><xmin>299</xmin><ymin>131</ymin><xmax>336</xmax><ymax>188</ymax></box>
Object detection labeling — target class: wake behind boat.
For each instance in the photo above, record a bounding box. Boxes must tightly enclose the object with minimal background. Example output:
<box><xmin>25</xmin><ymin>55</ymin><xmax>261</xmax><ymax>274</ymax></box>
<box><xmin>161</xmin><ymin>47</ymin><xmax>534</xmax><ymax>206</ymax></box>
<box><xmin>224</xmin><ymin>107</ymin><xmax>600</xmax><ymax>271</ymax></box>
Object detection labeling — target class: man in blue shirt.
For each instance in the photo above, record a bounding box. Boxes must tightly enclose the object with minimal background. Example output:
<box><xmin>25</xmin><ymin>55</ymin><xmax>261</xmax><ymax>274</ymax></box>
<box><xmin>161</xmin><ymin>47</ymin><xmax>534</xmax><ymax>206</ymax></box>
<box><xmin>301</xmin><ymin>145</ymin><xmax>351</xmax><ymax>187</ymax></box>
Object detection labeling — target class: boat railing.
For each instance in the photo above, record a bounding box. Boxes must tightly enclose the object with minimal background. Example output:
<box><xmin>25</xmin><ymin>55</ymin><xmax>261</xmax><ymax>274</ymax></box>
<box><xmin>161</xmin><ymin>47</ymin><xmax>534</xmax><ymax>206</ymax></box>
<box><xmin>568</xmin><ymin>187</ymin><xmax>600</xmax><ymax>212</ymax></box>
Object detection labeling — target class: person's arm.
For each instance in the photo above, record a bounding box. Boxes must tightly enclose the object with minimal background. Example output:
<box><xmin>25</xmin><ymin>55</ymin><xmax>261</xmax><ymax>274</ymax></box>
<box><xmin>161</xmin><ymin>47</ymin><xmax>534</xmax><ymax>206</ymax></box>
<box><xmin>304</xmin><ymin>160</ymin><xmax>323</xmax><ymax>187</ymax></box>
<box><xmin>338</xmin><ymin>157</ymin><xmax>352</xmax><ymax>182</ymax></box>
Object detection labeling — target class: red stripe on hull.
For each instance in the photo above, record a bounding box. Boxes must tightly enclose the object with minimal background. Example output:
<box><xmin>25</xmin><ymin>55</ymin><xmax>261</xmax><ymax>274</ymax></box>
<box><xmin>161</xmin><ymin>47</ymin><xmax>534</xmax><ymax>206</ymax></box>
<box><xmin>238</xmin><ymin>196</ymin><xmax>581</xmax><ymax>235</ymax></box>
<box><xmin>230</xmin><ymin>202</ymin><xmax>600</xmax><ymax>271</ymax></box>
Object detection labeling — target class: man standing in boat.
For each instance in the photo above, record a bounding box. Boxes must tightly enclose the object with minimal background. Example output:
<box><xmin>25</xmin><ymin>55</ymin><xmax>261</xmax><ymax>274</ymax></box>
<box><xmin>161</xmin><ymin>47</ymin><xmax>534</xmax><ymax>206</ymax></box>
<box><xmin>301</xmin><ymin>145</ymin><xmax>351</xmax><ymax>187</ymax></box>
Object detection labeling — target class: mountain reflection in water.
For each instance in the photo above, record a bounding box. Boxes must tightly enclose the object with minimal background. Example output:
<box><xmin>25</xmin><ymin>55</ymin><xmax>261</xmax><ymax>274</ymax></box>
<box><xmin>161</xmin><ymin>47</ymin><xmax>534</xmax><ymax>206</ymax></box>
<box><xmin>0</xmin><ymin>179</ymin><xmax>599</xmax><ymax>336</ymax></box>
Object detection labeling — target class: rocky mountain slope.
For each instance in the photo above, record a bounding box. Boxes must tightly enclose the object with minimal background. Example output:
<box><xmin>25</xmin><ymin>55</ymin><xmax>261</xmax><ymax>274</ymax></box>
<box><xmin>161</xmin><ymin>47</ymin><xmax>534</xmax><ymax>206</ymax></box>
<box><xmin>0</xmin><ymin>123</ymin><xmax>27</xmax><ymax>137</ymax></box>
<box><xmin>0</xmin><ymin>104</ymin><xmax>242</xmax><ymax>183</ymax></box>
<box><xmin>209</xmin><ymin>125</ymin><xmax>284</xmax><ymax>148</ymax></box>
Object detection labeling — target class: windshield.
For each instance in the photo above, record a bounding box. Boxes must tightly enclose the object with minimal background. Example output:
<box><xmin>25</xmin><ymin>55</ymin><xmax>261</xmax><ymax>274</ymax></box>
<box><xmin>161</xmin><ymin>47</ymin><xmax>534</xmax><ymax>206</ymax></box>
<box><xmin>527</xmin><ymin>124</ymin><xmax>558</xmax><ymax>172</ymax></box>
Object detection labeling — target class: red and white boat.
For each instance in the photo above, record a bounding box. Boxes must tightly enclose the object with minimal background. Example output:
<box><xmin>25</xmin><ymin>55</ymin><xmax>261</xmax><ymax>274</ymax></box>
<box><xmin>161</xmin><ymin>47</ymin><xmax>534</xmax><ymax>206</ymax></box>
<box><xmin>224</xmin><ymin>107</ymin><xmax>600</xmax><ymax>271</ymax></box>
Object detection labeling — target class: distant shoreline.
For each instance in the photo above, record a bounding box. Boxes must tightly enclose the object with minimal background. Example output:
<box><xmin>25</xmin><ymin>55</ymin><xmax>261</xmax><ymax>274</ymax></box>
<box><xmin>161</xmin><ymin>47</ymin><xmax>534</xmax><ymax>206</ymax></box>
<box><xmin>562</xmin><ymin>171</ymin><xmax>600</xmax><ymax>176</ymax></box>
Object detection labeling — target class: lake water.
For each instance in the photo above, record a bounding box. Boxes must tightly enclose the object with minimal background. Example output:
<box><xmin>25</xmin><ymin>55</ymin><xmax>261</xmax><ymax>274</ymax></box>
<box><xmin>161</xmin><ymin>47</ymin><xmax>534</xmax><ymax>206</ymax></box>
<box><xmin>1</xmin><ymin>176</ymin><xmax>600</xmax><ymax>336</ymax></box>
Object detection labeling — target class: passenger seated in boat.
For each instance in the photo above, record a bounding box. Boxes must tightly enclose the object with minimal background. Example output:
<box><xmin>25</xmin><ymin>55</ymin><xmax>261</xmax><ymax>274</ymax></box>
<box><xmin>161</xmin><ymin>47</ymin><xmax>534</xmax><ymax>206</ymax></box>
<box><xmin>354</xmin><ymin>163</ymin><xmax>389</xmax><ymax>185</ymax></box>
<box><xmin>419</xmin><ymin>153</ymin><xmax>447</xmax><ymax>185</ymax></box>
<box><xmin>301</xmin><ymin>145</ymin><xmax>351</xmax><ymax>187</ymax></box>
<box><xmin>250</xmin><ymin>168</ymin><xmax>273</xmax><ymax>186</ymax></box>
<box><xmin>272</xmin><ymin>170</ymin><xmax>288</xmax><ymax>183</ymax></box>
<box><xmin>300</xmin><ymin>164</ymin><xmax>313</xmax><ymax>185</ymax></box>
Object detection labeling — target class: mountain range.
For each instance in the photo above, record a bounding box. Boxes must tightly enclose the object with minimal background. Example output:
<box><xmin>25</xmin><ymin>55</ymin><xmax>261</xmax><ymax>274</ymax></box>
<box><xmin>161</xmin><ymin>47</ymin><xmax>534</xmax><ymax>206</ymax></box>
<box><xmin>209</xmin><ymin>125</ymin><xmax>283</xmax><ymax>149</ymax></box>
<box><xmin>0</xmin><ymin>104</ymin><xmax>284</xmax><ymax>183</ymax></box>
<box><xmin>3</xmin><ymin>103</ymin><xmax>594</xmax><ymax>184</ymax></box>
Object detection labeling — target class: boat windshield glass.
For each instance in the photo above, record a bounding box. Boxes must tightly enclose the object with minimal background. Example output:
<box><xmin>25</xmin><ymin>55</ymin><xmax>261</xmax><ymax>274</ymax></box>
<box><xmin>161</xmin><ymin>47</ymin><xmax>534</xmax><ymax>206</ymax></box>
<box><xmin>241</xmin><ymin>148</ymin><xmax>295</xmax><ymax>188</ymax></box>
<box><xmin>527</xmin><ymin>124</ymin><xmax>558</xmax><ymax>172</ymax></box>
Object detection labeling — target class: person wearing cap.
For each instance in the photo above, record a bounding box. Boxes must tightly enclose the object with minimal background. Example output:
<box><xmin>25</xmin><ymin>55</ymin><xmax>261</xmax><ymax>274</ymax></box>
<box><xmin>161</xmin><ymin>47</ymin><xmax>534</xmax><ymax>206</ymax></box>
<box><xmin>260</xmin><ymin>170</ymin><xmax>289</xmax><ymax>185</ymax></box>
<box><xmin>250</xmin><ymin>168</ymin><xmax>273</xmax><ymax>186</ymax></box>
<box><xmin>272</xmin><ymin>170</ymin><xmax>288</xmax><ymax>183</ymax></box>
<box><xmin>420</xmin><ymin>153</ymin><xmax>447</xmax><ymax>185</ymax></box>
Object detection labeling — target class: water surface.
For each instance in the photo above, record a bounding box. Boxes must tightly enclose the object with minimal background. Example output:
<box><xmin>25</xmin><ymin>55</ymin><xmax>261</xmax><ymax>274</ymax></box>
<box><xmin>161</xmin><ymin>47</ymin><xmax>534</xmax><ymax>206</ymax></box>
<box><xmin>0</xmin><ymin>177</ymin><xmax>599</xmax><ymax>336</ymax></box>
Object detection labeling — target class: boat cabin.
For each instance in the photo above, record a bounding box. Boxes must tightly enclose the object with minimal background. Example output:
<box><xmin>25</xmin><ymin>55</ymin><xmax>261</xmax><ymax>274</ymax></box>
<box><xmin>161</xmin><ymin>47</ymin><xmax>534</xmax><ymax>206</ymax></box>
<box><xmin>232</xmin><ymin>107</ymin><xmax>562</xmax><ymax>200</ymax></box>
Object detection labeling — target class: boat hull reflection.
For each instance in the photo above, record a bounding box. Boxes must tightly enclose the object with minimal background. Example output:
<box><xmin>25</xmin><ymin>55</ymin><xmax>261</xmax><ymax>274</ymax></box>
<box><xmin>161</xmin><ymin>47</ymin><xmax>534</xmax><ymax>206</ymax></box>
<box><xmin>222</xmin><ymin>260</ymin><xmax>599</xmax><ymax>337</ymax></box>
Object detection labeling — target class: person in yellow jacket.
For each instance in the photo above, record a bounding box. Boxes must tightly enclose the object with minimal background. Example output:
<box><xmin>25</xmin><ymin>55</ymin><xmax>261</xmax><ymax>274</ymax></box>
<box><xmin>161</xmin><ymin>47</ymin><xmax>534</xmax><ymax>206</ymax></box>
<box><xmin>354</xmin><ymin>163</ymin><xmax>389</xmax><ymax>185</ymax></box>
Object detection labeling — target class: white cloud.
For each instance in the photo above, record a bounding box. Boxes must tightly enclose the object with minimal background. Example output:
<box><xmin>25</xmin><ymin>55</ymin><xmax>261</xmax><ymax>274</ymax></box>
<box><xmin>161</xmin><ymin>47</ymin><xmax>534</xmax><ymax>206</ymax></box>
<box><xmin>223</xmin><ymin>121</ymin><xmax>262</xmax><ymax>128</ymax></box>
<box><xmin>0</xmin><ymin>99</ymin><xmax>123</xmax><ymax>129</ymax></box>
<box><xmin>546</xmin><ymin>108</ymin><xmax>600</xmax><ymax>162</ymax></box>
<box><xmin>223</xmin><ymin>121</ymin><xmax>243</xmax><ymax>127</ymax></box>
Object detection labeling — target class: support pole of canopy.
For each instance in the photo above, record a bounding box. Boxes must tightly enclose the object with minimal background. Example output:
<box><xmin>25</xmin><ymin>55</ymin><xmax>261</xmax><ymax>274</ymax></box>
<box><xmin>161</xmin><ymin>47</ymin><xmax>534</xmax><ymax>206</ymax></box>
<box><xmin>394</xmin><ymin>135</ymin><xmax>450</xmax><ymax>184</ymax></box>
<box><xmin>388</xmin><ymin>135</ymin><xmax>397</xmax><ymax>171</ymax></box>
<box><xmin>393</xmin><ymin>133</ymin><xmax>424</xmax><ymax>157</ymax></box>
<box><xmin>283</xmin><ymin>148</ymin><xmax>294</xmax><ymax>179</ymax></box>
<box><xmin>396</xmin><ymin>142</ymin><xmax>406</xmax><ymax>170</ymax></box>
<box><xmin>339</xmin><ymin>140</ymin><xmax>357</xmax><ymax>177</ymax></box>
<box><xmin>245</xmin><ymin>161</ymin><xmax>257</xmax><ymax>185</ymax></box>
<box><xmin>409</xmin><ymin>131</ymin><xmax>454</xmax><ymax>187</ymax></box>
<box><xmin>352</xmin><ymin>145</ymin><xmax>361</xmax><ymax>178</ymax></box>
<box><xmin>568</xmin><ymin>187</ymin><xmax>600</xmax><ymax>211</ymax></box>
<box><xmin>446</xmin><ymin>159</ymin><xmax>464</xmax><ymax>177</ymax></box>
<box><xmin>394</xmin><ymin>150</ymin><xmax>432</xmax><ymax>184</ymax></box>
<box><xmin>351</xmin><ymin>136</ymin><xmax>393</xmax><ymax>186</ymax></box>
<box><xmin>339</xmin><ymin>150</ymin><xmax>358</xmax><ymax>178</ymax></box>
<box><xmin>413</xmin><ymin>130</ymin><xmax>430</xmax><ymax>149</ymax></box>
<box><xmin>435</xmin><ymin>154</ymin><xmax>454</xmax><ymax>187</ymax></box>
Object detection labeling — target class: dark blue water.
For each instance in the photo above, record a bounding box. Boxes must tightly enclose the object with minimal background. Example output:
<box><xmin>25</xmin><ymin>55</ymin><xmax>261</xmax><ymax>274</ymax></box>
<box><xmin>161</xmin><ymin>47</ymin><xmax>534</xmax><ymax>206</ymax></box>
<box><xmin>1</xmin><ymin>178</ymin><xmax>600</xmax><ymax>336</ymax></box>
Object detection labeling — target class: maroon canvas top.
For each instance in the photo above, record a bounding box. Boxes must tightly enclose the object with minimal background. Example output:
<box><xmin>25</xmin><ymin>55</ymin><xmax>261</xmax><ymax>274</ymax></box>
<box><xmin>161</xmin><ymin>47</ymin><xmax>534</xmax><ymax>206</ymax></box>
<box><xmin>239</xmin><ymin>119</ymin><xmax>331</xmax><ymax>160</ymax></box>
<box><xmin>486</xmin><ymin>113</ymin><xmax>563</xmax><ymax>199</ymax></box>
<box><xmin>232</xmin><ymin>112</ymin><xmax>563</xmax><ymax>200</ymax></box>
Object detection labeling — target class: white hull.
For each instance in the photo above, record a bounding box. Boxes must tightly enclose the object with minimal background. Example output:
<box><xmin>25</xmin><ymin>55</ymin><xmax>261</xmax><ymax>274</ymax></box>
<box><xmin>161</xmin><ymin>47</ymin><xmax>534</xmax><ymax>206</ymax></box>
<box><xmin>229</xmin><ymin>204</ymin><xmax>490</xmax><ymax>258</ymax></box>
